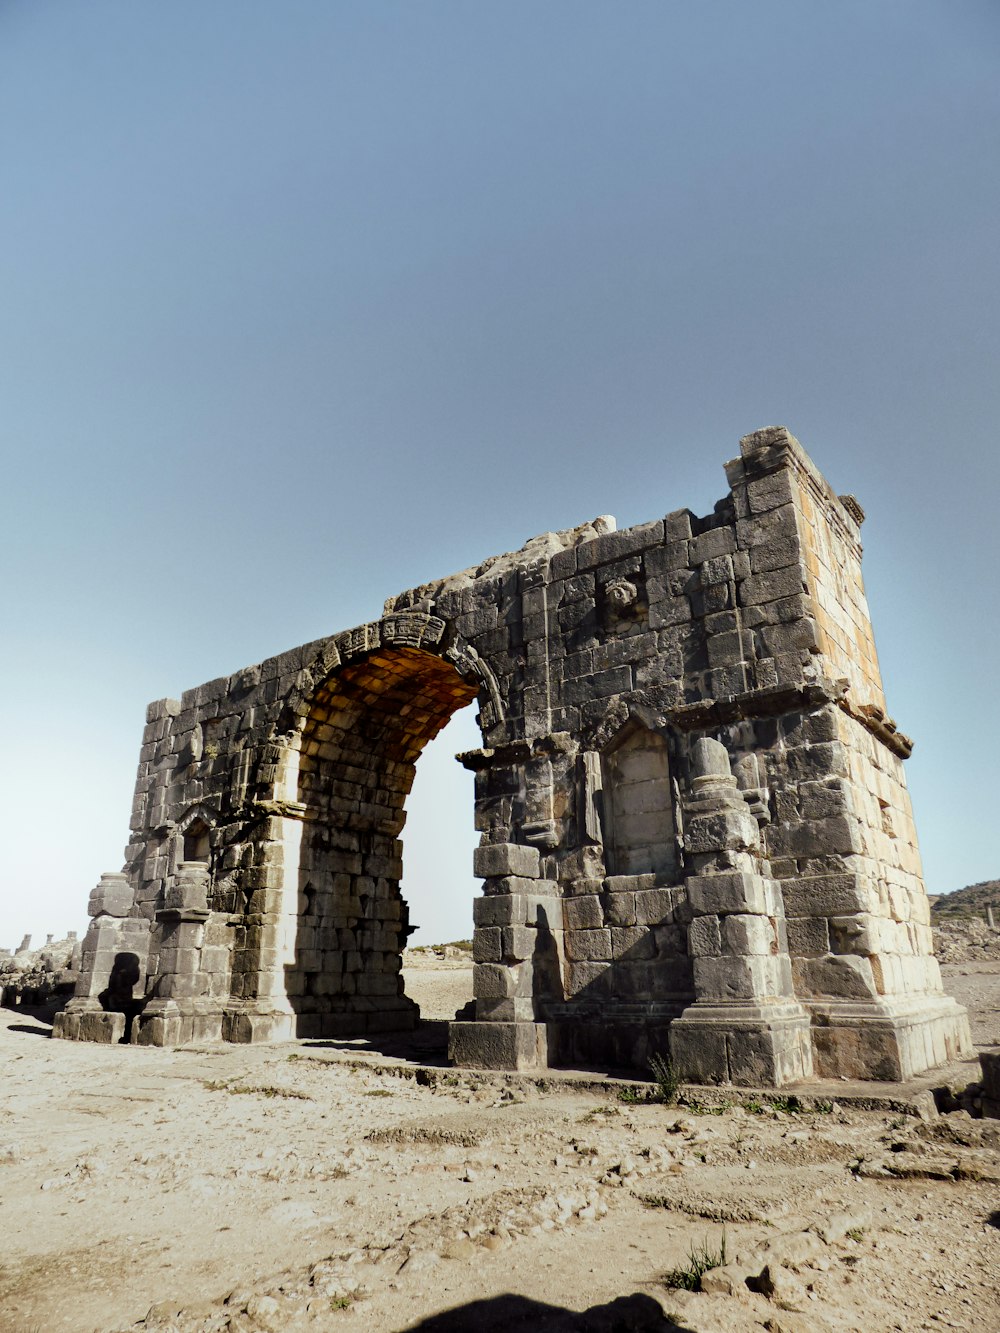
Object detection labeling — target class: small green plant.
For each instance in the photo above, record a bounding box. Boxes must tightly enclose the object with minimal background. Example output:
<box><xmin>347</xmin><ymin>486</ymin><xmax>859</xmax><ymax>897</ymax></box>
<box><xmin>663</xmin><ymin>1232</ymin><xmax>729</xmax><ymax>1291</ymax></box>
<box><xmin>812</xmin><ymin>1099</ymin><xmax>834</xmax><ymax>1114</ymax></box>
<box><xmin>683</xmin><ymin>1096</ymin><xmax>730</xmax><ymax>1116</ymax></box>
<box><xmin>617</xmin><ymin>1084</ymin><xmax>645</xmax><ymax>1104</ymax></box>
<box><xmin>364</xmin><ymin>1089</ymin><xmax>393</xmax><ymax>1098</ymax></box>
<box><xmin>579</xmin><ymin>1105</ymin><xmax>621</xmax><ymax>1124</ymax></box>
<box><xmin>743</xmin><ymin>1098</ymin><xmax>764</xmax><ymax>1115</ymax></box>
<box><xmin>203</xmin><ymin>1080</ymin><xmax>310</xmax><ymax>1100</ymax></box>
<box><xmin>649</xmin><ymin>1053</ymin><xmax>680</xmax><ymax>1105</ymax></box>
<box><xmin>768</xmin><ymin>1094</ymin><xmax>803</xmax><ymax>1115</ymax></box>
<box><xmin>330</xmin><ymin>1294</ymin><xmax>355</xmax><ymax>1311</ymax></box>
<box><xmin>845</xmin><ymin>1227</ymin><xmax>865</xmax><ymax>1242</ymax></box>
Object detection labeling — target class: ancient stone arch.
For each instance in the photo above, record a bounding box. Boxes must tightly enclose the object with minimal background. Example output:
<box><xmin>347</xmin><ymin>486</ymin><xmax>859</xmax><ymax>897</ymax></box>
<box><xmin>56</xmin><ymin>428</ymin><xmax>971</xmax><ymax>1085</ymax></box>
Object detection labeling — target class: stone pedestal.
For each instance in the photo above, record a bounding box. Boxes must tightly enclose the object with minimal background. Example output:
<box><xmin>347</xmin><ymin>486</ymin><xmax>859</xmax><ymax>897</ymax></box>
<box><xmin>53</xmin><ymin>873</ymin><xmax>147</xmax><ymax>1044</ymax></box>
<box><xmin>52</xmin><ymin>1008</ymin><xmax>126</xmax><ymax>1043</ymax></box>
<box><xmin>448</xmin><ymin>1020</ymin><xmax>548</xmax><ymax>1070</ymax></box>
<box><xmin>134</xmin><ymin>864</ymin><xmax>222</xmax><ymax>1046</ymax></box>
<box><xmin>808</xmin><ymin>995</ymin><xmax>972</xmax><ymax>1081</ymax></box>
<box><xmin>449</xmin><ymin>843</ymin><xmax>558</xmax><ymax>1070</ymax></box>
<box><xmin>220</xmin><ymin>1001</ymin><xmax>297</xmax><ymax>1044</ymax></box>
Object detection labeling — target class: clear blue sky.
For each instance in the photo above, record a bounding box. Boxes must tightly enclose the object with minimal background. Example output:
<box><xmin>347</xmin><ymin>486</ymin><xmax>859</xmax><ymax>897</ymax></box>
<box><xmin>2</xmin><ymin>1</ymin><xmax>998</xmax><ymax>947</ymax></box>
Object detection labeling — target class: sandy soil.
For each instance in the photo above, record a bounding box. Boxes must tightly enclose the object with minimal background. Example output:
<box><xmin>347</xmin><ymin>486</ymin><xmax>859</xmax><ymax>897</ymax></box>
<box><xmin>1</xmin><ymin>964</ymin><xmax>999</xmax><ymax>1333</ymax></box>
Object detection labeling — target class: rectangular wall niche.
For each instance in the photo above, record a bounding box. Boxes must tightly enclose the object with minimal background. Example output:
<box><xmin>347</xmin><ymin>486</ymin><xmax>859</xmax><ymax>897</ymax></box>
<box><xmin>601</xmin><ymin>724</ymin><xmax>677</xmax><ymax>881</ymax></box>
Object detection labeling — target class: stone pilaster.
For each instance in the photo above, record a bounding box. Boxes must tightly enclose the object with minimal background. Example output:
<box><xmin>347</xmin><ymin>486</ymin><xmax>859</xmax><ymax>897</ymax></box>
<box><xmin>136</xmin><ymin>863</ymin><xmax>218</xmax><ymax>1045</ymax></box>
<box><xmin>449</xmin><ymin>842</ymin><xmax>554</xmax><ymax>1069</ymax></box>
<box><xmin>669</xmin><ymin>739</ymin><xmax>814</xmax><ymax>1086</ymax></box>
<box><xmin>53</xmin><ymin>874</ymin><xmax>148</xmax><ymax>1043</ymax></box>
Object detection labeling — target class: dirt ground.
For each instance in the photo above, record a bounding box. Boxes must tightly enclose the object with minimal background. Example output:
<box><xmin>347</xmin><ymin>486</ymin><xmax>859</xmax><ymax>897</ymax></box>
<box><xmin>1</xmin><ymin>962</ymin><xmax>999</xmax><ymax>1333</ymax></box>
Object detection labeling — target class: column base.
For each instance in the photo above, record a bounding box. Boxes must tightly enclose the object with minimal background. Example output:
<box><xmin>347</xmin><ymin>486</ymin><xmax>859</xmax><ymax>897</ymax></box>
<box><xmin>807</xmin><ymin>995</ymin><xmax>972</xmax><ymax>1081</ymax></box>
<box><xmin>52</xmin><ymin>1001</ymin><xmax>125</xmax><ymax>1045</ymax></box>
<box><xmin>670</xmin><ymin>1001</ymin><xmax>815</xmax><ymax>1086</ymax></box>
<box><xmin>448</xmin><ymin>1020</ymin><xmax>548</xmax><ymax>1071</ymax></box>
<box><xmin>133</xmin><ymin>998</ymin><xmax>225</xmax><ymax>1046</ymax></box>
<box><xmin>221</xmin><ymin>1001</ymin><xmax>297</xmax><ymax>1044</ymax></box>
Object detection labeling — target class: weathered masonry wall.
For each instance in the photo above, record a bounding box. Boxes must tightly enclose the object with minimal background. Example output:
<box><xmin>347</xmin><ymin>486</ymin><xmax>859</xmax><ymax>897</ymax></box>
<box><xmin>55</xmin><ymin>427</ymin><xmax>971</xmax><ymax>1085</ymax></box>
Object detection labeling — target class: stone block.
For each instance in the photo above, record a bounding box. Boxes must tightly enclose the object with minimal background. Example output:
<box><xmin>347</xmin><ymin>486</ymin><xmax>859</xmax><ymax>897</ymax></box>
<box><xmin>706</xmin><ymin>629</ymin><xmax>747</xmax><ymax>667</ymax></box>
<box><xmin>692</xmin><ymin>955</ymin><xmax>784</xmax><ymax>1001</ymax></box>
<box><xmin>472</xmin><ymin>895</ymin><xmax>523</xmax><ymax>928</ymax></box>
<box><xmin>472</xmin><ymin>928</ymin><xmax>502</xmax><ymax>963</ymax></box>
<box><xmin>981</xmin><ymin>1052</ymin><xmax>1000</xmax><ymax>1114</ymax></box>
<box><xmin>748</xmin><ymin>534</ymin><xmax>800</xmax><ymax>573</ymax></box>
<box><xmin>53</xmin><ymin>1010</ymin><xmax>126</xmax><ymax>1044</ymax></box>
<box><xmin>501</xmin><ymin>925</ymin><xmax>537</xmax><ymax>962</ymax></box>
<box><xmin>602</xmin><ymin>890</ymin><xmax>636</xmax><ymax>927</ymax></box>
<box><xmin>690</xmin><ymin>526</ymin><xmax>736</xmax><ymax>565</ymax></box>
<box><xmin>565</xmin><ymin>960</ymin><xmax>612</xmax><ymax>997</ymax></box>
<box><xmin>473</xmin><ymin>843</ymin><xmax>540</xmax><ymax>880</ymax></box>
<box><xmin>565</xmin><ymin>928</ymin><xmax>612</xmax><ymax>962</ymax></box>
<box><xmin>688</xmin><ymin>915</ymin><xmax>721</xmax><ymax>956</ymax></box>
<box><xmin>669</xmin><ymin>1022</ymin><xmax>729</xmax><ymax>1082</ymax></box>
<box><xmin>829</xmin><ymin>914</ymin><xmax>878</xmax><ymax>955</ymax></box>
<box><xmin>700</xmin><ymin>554</ymin><xmax>734</xmax><ymax>586</ymax></box>
<box><xmin>610</xmin><ymin>925</ymin><xmax>654</xmax><ymax>960</ymax></box>
<box><xmin>475</xmin><ymin>997</ymin><xmax>536</xmax><ymax>1022</ymax></box>
<box><xmin>448</xmin><ymin>1020</ymin><xmax>548</xmax><ymax>1071</ymax></box>
<box><xmin>603</xmin><ymin>873</ymin><xmax>657</xmax><ymax>894</ymax></box>
<box><xmin>652</xmin><ymin>922</ymin><xmax>687</xmax><ymax>957</ymax></box>
<box><xmin>785</xmin><ymin>915</ymin><xmax>830</xmax><ymax>957</ymax></box>
<box><xmin>576</xmin><ymin>520</ymin><xmax>664</xmax><ymax>570</ymax></box>
<box><xmin>634</xmin><ymin>887</ymin><xmax>677</xmax><ymax>925</ymax></box>
<box><xmin>648</xmin><ymin>596</ymin><xmax>691</xmax><ymax>630</ymax></box>
<box><xmin>564</xmin><ymin>895</ymin><xmax>603</xmax><ymax>930</ymax></box>
<box><xmin>88</xmin><ymin>874</ymin><xmax>134</xmax><ymax>920</ymax></box>
<box><xmin>785</xmin><ymin>740</ymin><xmax>849</xmax><ymax>782</ymax></box>
<box><xmin>767</xmin><ymin>814</ymin><xmax>861</xmax><ymax>858</ymax></box>
<box><xmin>740</xmin><ymin>566</ymin><xmax>805</xmax><ymax>605</ymax></box>
<box><xmin>721</xmin><ymin>913</ymin><xmax>775</xmax><ymax>956</ymax></box>
<box><xmin>746</xmin><ymin>468</ymin><xmax>796</xmax><ymax>513</ymax></box>
<box><xmin>163</xmin><ymin>866</ymin><xmax>210</xmax><ymax>914</ymax></box>
<box><xmin>472</xmin><ymin>963</ymin><xmax>520</xmax><ymax>1000</ymax></box>
<box><xmin>781</xmin><ymin>874</ymin><xmax>875</xmax><ymax>918</ymax></box>
<box><xmin>485</xmin><ymin>874</ymin><xmax>555</xmax><ymax>898</ymax></box>
<box><xmin>684</xmin><ymin>807</ymin><xmax>759</xmax><ymax>856</ymax></box>
<box><xmin>664</xmin><ymin>509</ymin><xmax>694</xmax><ymax>541</ymax></box>
<box><xmin>687</xmin><ymin>872</ymin><xmax>767</xmax><ymax>916</ymax></box>
<box><xmin>792</xmin><ymin>954</ymin><xmax>877</xmax><ymax>1000</ymax></box>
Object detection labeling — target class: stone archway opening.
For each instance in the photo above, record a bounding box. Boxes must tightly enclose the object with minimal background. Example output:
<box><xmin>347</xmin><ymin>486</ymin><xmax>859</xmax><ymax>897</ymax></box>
<box><xmin>397</xmin><ymin>700</ymin><xmax>480</xmax><ymax>1021</ymax></box>
<box><xmin>291</xmin><ymin>645</ymin><xmax>479</xmax><ymax>1039</ymax></box>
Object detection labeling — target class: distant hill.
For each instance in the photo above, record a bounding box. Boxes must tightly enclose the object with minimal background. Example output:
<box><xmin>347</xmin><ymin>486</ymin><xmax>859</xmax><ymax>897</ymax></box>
<box><xmin>931</xmin><ymin>879</ymin><xmax>1000</xmax><ymax>918</ymax></box>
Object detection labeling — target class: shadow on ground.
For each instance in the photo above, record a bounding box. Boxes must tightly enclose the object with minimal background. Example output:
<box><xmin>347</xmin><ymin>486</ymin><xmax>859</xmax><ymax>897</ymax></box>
<box><xmin>303</xmin><ymin>1019</ymin><xmax>453</xmax><ymax>1065</ymax></box>
<box><xmin>7</xmin><ymin>1024</ymin><xmax>52</xmax><ymax>1039</ymax></box>
<box><xmin>400</xmin><ymin>1291</ymin><xmax>693</xmax><ymax>1331</ymax></box>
